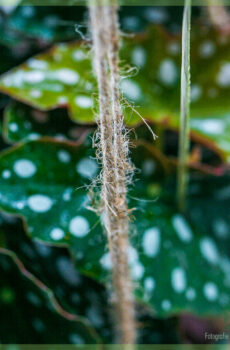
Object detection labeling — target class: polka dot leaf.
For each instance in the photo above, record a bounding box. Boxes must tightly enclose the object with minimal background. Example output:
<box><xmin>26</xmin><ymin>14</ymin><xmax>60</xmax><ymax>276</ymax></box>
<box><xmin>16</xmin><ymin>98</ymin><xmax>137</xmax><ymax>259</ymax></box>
<box><xmin>0</xmin><ymin>25</ymin><xmax>230</xmax><ymax>161</ymax></box>
<box><xmin>131</xmin><ymin>199</ymin><xmax>230</xmax><ymax>316</ymax></box>
<box><xmin>0</xmin><ymin>138</ymin><xmax>106</xmax><ymax>280</ymax></box>
<box><xmin>0</xmin><ymin>42</ymin><xmax>97</xmax><ymax>124</ymax></box>
<box><xmin>4</xmin><ymin>102</ymin><xmax>92</xmax><ymax>144</ymax></box>
<box><xmin>0</xmin><ymin>139</ymin><xmax>229</xmax><ymax>317</ymax></box>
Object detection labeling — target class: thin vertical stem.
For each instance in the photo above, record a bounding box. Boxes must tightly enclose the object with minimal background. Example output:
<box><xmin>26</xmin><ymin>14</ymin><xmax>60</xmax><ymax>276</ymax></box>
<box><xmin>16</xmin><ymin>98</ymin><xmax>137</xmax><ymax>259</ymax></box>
<box><xmin>177</xmin><ymin>0</ymin><xmax>191</xmax><ymax>212</ymax></box>
<box><xmin>89</xmin><ymin>0</ymin><xmax>136</xmax><ymax>344</ymax></box>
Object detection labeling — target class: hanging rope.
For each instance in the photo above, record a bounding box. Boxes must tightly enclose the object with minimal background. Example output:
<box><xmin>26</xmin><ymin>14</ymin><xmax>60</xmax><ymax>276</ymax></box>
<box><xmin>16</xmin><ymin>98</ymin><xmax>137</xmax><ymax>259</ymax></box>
<box><xmin>89</xmin><ymin>0</ymin><xmax>136</xmax><ymax>344</ymax></box>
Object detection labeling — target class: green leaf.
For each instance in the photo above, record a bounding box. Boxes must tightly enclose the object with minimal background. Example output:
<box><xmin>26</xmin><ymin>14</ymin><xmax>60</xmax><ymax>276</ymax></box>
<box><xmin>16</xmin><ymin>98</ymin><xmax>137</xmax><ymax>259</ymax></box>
<box><xmin>131</xmin><ymin>199</ymin><xmax>230</xmax><ymax>316</ymax></box>
<box><xmin>0</xmin><ymin>252</ymin><xmax>101</xmax><ymax>344</ymax></box>
<box><xmin>0</xmin><ymin>138</ymin><xmax>106</xmax><ymax>279</ymax></box>
<box><xmin>188</xmin><ymin>175</ymin><xmax>230</xmax><ymax>259</ymax></box>
<box><xmin>1</xmin><ymin>213</ymin><xmax>182</xmax><ymax>344</ymax></box>
<box><xmin>0</xmin><ymin>25</ymin><xmax>230</xmax><ymax>160</ymax></box>
<box><xmin>0</xmin><ymin>138</ymin><xmax>229</xmax><ymax>317</ymax></box>
<box><xmin>6</xmin><ymin>6</ymin><xmax>86</xmax><ymax>43</ymax></box>
<box><xmin>0</xmin><ymin>215</ymin><xmax>112</xmax><ymax>343</ymax></box>
<box><xmin>0</xmin><ymin>41</ymin><xmax>97</xmax><ymax>123</ymax></box>
<box><xmin>4</xmin><ymin>102</ymin><xmax>92</xmax><ymax>143</ymax></box>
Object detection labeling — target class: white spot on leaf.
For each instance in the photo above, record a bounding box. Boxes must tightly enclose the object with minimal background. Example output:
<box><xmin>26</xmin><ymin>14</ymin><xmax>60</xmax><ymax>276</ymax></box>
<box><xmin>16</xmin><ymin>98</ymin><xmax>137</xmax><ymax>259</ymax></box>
<box><xmin>69</xmin><ymin>216</ymin><xmax>89</xmax><ymax>237</ymax></box>
<box><xmin>50</xmin><ymin>227</ymin><xmax>65</xmax><ymax>241</ymax></box>
<box><xmin>9</xmin><ymin>123</ymin><xmax>18</xmax><ymax>132</ymax></box>
<box><xmin>14</xmin><ymin>159</ymin><xmax>36</xmax><ymax>178</ymax></box>
<box><xmin>171</xmin><ymin>267</ymin><xmax>186</xmax><ymax>293</ymax></box>
<box><xmin>120</xmin><ymin>79</ymin><xmax>141</xmax><ymax>101</ymax></box>
<box><xmin>186</xmin><ymin>287</ymin><xmax>196</xmax><ymax>301</ymax></box>
<box><xmin>62</xmin><ymin>187</ymin><xmax>73</xmax><ymax>201</ymax></box>
<box><xmin>24</xmin><ymin>71</ymin><xmax>45</xmax><ymax>84</ymax></box>
<box><xmin>72</xmin><ymin>49</ymin><xmax>86</xmax><ymax>61</ymax></box>
<box><xmin>76</xmin><ymin>158</ymin><xmax>98</xmax><ymax>179</ymax></box>
<box><xmin>131</xmin><ymin>261</ymin><xmax>144</xmax><ymax>280</ymax></box>
<box><xmin>56</xmin><ymin>69</ymin><xmax>79</xmax><ymax>85</ymax></box>
<box><xmin>57</xmin><ymin>150</ymin><xmax>71</xmax><ymax>163</ymax></box>
<box><xmin>199</xmin><ymin>41</ymin><xmax>215</xmax><ymax>58</ymax></box>
<box><xmin>217</xmin><ymin>63</ymin><xmax>230</xmax><ymax>87</ymax></box>
<box><xmin>100</xmin><ymin>252</ymin><xmax>112</xmax><ymax>270</ymax></box>
<box><xmin>128</xmin><ymin>246</ymin><xmax>138</xmax><ymax>264</ymax></box>
<box><xmin>28</xmin><ymin>194</ymin><xmax>53</xmax><ymax>213</ymax></box>
<box><xmin>158</xmin><ymin>59</ymin><xmax>178</xmax><ymax>86</ymax></box>
<box><xmin>132</xmin><ymin>46</ymin><xmax>146</xmax><ymax>67</ymax></box>
<box><xmin>172</xmin><ymin>214</ymin><xmax>193</xmax><ymax>243</ymax></box>
<box><xmin>213</xmin><ymin>219</ymin><xmax>228</xmax><ymax>238</ymax></box>
<box><xmin>2</xmin><ymin>170</ymin><xmax>11</xmax><ymax>179</ymax></box>
<box><xmin>203</xmin><ymin>282</ymin><xmax>218</xmax><ymax>301</ymax></box>
<box><xmin>143</xmin><ymin>227</ymin><xmax>161</xmax><ymax>257</ymax></box>
<box><xmin>144</xmin><ymin>7</ymin><xmax>168</xmax><ymax>23</ymax></box>
<box><xmin>192</xmin><ymin>119</ymin><xmax>225</xmax><ymax>135</ymax></box>
<box><xmin>127</xmin><ymin>246</ymin><xmax>144</xmax><ymax>280</ymax></box>
<box><xmin>144</xmin><ymin>277</ymin><xmax>155</xmax><ymax>292</ymax></box>
<box><xmin>30</xmin><ymin>90</ymin><xmax>42</xmax><ymax>98</ymax></box>
<box><xmin>75</xmin><ymin>96</ymin><xmax>93</xmax><ymax>109</ymax></box>
<box><xmin>28</xmin><ymin>59</ymin><xmax>48</xmax><ymax>70</ymax></box>
<box><xmin>161</xmin><ymin>299</ymin><xmax>171</xmax><ymax>311</ymax></box>
<box><xmin>191</xmin><ymin>84</ymin><xmax>202</xmax><ymax>102</ymax></box>
<box><xmin>200</xmin><ymin>237</ymin><xmax>219</xmax><ymax>264</ymax></box>
<box><xmin>58</xmin><ymin>96</ymin><xmax>68</xmax><ymax>105</ymax></box>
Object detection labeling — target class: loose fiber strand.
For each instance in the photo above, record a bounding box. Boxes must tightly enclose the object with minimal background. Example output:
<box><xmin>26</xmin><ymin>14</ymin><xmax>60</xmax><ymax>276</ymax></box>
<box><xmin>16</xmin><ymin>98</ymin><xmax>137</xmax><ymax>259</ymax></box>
<box><xmin>89</xmin><ymin>0</ymin><xmax>136</xmax><ymax>344</ymax></box>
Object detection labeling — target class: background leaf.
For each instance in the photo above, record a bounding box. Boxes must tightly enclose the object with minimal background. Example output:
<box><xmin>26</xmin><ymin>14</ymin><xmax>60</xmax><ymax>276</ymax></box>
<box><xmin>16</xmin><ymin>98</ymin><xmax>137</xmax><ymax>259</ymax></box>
<box><xmin>0</xmin><ymin>24</ymin><xmax>230</xmax><ymax>161</ymax></box>
<box><xmin>0</xmin><ymin>138</ymin><xmax>229</xmax><ymax>317</ymax></box>
<box><xmin>3</xmin><ymin>102</ymin><xmax>92</xmax><ymax>143</ymax></box>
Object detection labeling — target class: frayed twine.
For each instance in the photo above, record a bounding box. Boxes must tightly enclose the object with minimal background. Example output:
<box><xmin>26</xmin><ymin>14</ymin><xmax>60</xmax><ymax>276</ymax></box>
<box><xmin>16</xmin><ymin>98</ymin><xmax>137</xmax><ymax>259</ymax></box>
<box><xmin>89</xmin><ymin>1</ymin><xmax>136</xmax><ymax>344</ymax></box>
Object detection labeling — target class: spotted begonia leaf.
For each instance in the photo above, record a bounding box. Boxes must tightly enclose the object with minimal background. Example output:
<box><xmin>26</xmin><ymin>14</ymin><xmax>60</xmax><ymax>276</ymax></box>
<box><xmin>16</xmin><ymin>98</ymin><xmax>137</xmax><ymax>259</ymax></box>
<box><xmin>131</xmin><ymin>200</ymin><xmax>230</xmax><ymax>316</ymax></box>
<box><xmin>6</xmin><ymin>6</ymin><xmax>86</xmax><ymax>43</ymax></box>
<box><xmin>3</xmin><ymin>103</ymin><xmax>226</xmax><ymax>175</ymax></box>
<box><xmin>0</xmin><ymin>41</ymin><xmax>96</xmax><ymax>123</ymax></box>
<box><xmin>1</xmin><ymin>214</ymin><xmax>181</xmax><ymax>344</ymax></box>
<box><xmin>0</xmin><ymin>138</ymin><xmax>105</xmax><ymax>272</ymax></box>
<box><xmin>0</xmin><ymin>139</ymin><xmax>230</xmax><ymax>317</ymax></box>
<box><xmin>0</xmin><ymin>216</ymin><xmax>112</xmax><ymax>343</ymax></box>
<box><xmin>0</xmin><ymin>253</ymin><xmax>101</xmax><ymax>344</ymax></box>
<box><xmin>4</xmin><ymin>102</ymin><xmax>92</xmax><ymax>144</ymax></box>
<box><xmin>0</xmin><ymin>25</ymin><xmax>230</xmax><ymax>161</ymax></box>
<box><xmin>188</xmin><ymin>175</ymin><xmax>230</xmax><ymax>260</ymax></box>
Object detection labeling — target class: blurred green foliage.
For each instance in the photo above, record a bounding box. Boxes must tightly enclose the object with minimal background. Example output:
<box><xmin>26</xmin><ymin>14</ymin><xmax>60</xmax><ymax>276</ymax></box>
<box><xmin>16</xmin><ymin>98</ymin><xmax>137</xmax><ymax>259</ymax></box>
<box><xmin>0</xmin><ymin>4</ymin><xmax>229</xmax><ymax>345</ymax></box>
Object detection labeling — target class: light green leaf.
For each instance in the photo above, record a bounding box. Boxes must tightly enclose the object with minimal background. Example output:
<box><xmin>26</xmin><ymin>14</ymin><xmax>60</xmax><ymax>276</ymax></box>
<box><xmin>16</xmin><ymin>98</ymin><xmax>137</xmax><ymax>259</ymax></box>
<box><xmin>0</xmin><ymin>25</ymin><xmax>230</xmax><ymax>160</ymax></box>
<box><xmin>0</xmin><ymin>42</ymin><xmax>96</xmax><ymax>123</ymax></box>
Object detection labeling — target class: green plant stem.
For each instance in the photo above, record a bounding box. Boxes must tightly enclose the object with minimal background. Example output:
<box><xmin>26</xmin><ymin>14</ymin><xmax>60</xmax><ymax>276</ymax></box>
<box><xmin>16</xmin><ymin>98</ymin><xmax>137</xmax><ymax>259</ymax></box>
<box><xmin>177</xmin><ymin>0</ymin><xmax>191</xmax><ymax>212</ymax></box>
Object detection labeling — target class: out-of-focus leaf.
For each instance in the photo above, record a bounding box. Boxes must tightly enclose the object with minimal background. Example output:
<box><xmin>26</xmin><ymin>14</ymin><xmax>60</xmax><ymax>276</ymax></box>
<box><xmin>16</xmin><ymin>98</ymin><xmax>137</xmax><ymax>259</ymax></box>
<box><xmin>0</xmin><ymin>41</ymin><xmax>96</xmax><ymax>123</ymax></box>
<box><xmin>0</xmin><ymin>139</ymin><xmax>229</xmax><ymax>317</ymax></box>
<box><xmin>0</xmin><ymin>252</ymin><xmax>102</xmax><ymax>344</ymax></box>
<box><xmin>188</xmin><ymin>174</ymin><xmax>230</xmax><ymax>259</ymax></box>
<box><xmin>4</xmin><ymin>102</ymin><xmax>92</xmax><ymax>143</ymax></box>
<box><xmin>0</xmin><ymin>25</ymin><xmax>230</xmax><ymax>160</ymax></box>
<box><xmin>0</xmin><ymin>215</ymin><xmax>112</xmax><ymax>343</ymax></box>
<box><xmin>0</xmin><ymin>138</ymin><xmax>106</xmax><ymax>279</ymax></box>
<box><xmin>130</xmin><ymin>196</ymin><xmax>230</xmax><ymax>316</ymax></box>
<box><xmin>6</xmin><ymin>6</ymin><xmax>86</xmax><ymax>43</ymax></box>
<box><xmin>1</xmin><ymin>214</ymin><xmax>182</xmax><ymax>344</ymax></box>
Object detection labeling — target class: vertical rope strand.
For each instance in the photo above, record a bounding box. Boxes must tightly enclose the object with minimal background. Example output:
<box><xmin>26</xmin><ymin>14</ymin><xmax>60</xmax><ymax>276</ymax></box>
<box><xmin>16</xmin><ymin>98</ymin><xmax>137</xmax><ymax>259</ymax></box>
<box><xmin>89</xmin><ymin>1</ymin><xmax>136</xmax><ymax>344</ymax></box>
<box><xmin>177</xmin><ymin>0</ymin><xmax>191</xmax><ymax>212</ymax></box>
